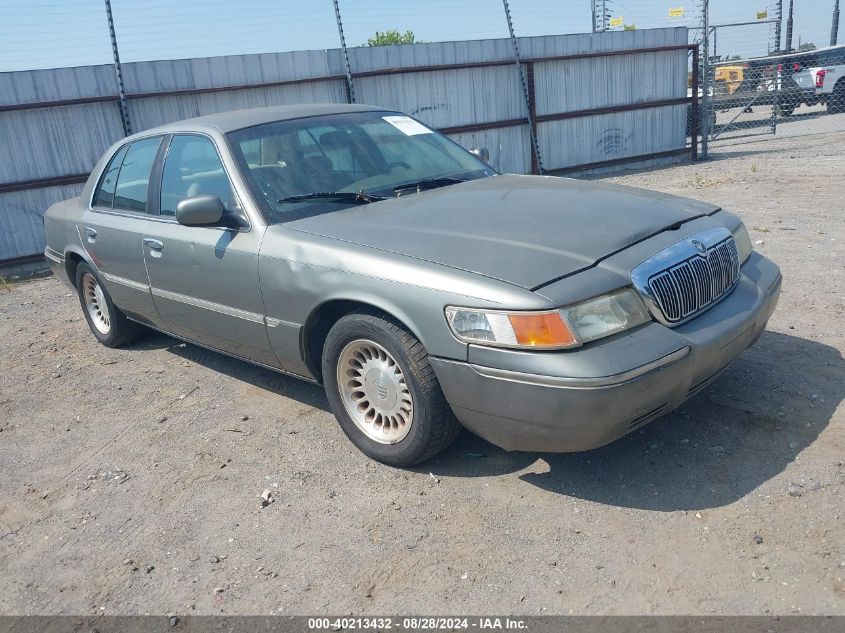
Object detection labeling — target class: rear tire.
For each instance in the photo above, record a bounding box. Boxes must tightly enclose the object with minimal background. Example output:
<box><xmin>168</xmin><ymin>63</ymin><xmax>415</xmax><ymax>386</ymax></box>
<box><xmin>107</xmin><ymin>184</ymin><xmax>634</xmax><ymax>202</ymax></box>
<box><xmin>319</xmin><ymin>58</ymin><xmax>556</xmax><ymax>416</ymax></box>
<box><xmin>75</xmin><ymin>262</ymin><xmax>143</xmax><ymax>348</ymax></box>
<box><xmin>322</xmin><ymin>310</ymin><xmax>461</xmax><ymax>467</ymax></box>
<box><xmin>828</xmin><ymin>80</ymin><xmax>845</xmax><ymax>114</ymax></box>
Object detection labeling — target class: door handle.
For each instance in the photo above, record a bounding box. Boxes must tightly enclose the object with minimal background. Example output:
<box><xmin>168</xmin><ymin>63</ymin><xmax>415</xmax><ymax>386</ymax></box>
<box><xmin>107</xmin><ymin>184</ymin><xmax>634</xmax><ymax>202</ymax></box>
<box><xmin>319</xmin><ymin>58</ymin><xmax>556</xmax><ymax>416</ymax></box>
<box><xmin>143</xmin><ymin>238</ymin><xmax>164</xmax><ymax>251</ymax></box>
<box><xmin>84</xmin><ymin>227</ymin><xmax>97</xmax><ymax>242</ymax></box>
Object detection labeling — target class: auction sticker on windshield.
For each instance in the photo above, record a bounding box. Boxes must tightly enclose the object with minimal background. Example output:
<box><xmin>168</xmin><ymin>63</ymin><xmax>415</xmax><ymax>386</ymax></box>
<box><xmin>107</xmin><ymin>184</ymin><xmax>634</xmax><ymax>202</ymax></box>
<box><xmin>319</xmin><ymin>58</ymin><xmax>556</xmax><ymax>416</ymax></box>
<box><xmin>383</xmin><ymin>115</ymin><xmax>432</xmax><ymax>135</ymax></box>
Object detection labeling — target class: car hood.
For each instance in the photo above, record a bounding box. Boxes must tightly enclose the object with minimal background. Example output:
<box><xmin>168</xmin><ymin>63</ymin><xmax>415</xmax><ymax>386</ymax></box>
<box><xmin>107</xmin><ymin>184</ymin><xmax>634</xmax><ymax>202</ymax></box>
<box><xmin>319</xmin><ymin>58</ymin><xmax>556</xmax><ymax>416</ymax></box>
<box><xmin>286</xmin><ymin>174</ymin><xmax>719</xmax><ymax>289</ymax></box>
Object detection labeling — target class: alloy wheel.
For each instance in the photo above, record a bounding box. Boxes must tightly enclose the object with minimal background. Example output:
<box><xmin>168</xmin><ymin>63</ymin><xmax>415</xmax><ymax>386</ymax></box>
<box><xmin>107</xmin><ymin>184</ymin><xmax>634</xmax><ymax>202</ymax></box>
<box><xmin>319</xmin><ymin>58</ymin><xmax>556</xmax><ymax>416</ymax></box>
<box><xmin>336</xmin><ymin>339</ymin><xmax>414</xmax><ymax>444</ymax></box>
<box><xmin>82</xmin><ymin>272</ymin><xmax>111</xmax><ymax>335</ymax></box>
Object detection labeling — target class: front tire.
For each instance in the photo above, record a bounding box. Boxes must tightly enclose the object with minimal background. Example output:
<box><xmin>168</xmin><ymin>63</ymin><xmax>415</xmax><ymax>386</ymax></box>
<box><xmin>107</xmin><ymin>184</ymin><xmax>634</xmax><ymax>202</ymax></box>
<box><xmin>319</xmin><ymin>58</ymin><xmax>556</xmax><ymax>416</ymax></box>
<box><xmin>75</xmin><ymin>262</ymin><xmax>142</xmax><ymax>348</ymax></box>
<box><xmin>322</xmin><ymin>310</ymin><xmax>461</xmax><ymax>467</ymax></box>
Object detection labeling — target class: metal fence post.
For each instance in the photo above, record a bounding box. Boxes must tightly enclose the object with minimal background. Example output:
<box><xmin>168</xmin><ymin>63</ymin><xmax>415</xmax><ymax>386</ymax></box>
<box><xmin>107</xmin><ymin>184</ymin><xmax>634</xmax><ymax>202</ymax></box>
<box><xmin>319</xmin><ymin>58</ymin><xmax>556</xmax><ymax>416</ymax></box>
<box><xmin>691</xmin><ymin>46</ymin><xmax>699</xmax><ymax>161</ymax></box>
<box><xmin>332</xmin><ymin>0</ymin><xmax>356</xmax><ymax>104</ymax></box>
<box><xmin>502</xmin><ymin>0</ymin><xmax>544</xmax><ymax>174</ymax></box>
<box><xmin>772</xmin><ymin>64</ymin><xmax>781</xmax><ymax>135</ymax></box>
<box><xmin>103</xmin><ymin>0</ymin><xmax>131</xmax><ymax>137</ymax></box>
<box><xmin>700</xmin><ymin>0</ymin><xmax>710</xmax><ymax>159</ymax></box>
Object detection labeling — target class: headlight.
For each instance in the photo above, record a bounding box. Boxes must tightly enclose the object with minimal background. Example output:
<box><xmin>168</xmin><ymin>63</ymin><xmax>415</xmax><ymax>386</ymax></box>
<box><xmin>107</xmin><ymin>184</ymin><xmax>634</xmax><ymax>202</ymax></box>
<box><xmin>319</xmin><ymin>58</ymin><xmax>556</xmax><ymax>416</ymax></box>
<box><xmin>445</xmin><ymin>288</ymin><xmax>650</xmax><ymax>350</ymax></box>
<box><xmin>560</xmin><ymin>288</ymin><xmax>651</xmax><ymax>344</ymax></box>
<box><xmin>732</xmin><ymin>222</ymin><xmax>753</xmax><ymax>264</ymax></box>
<box><xmin>444</xmin><ymin>307</ymin><xmax>579</xmax><ymax>349</ymax></box>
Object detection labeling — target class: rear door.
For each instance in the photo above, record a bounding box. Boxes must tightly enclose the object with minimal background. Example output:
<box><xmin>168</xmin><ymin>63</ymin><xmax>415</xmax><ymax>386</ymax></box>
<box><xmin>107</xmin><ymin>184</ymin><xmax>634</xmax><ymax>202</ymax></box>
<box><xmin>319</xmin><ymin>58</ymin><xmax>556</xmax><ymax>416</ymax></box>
<box><xmin>142</xmin><ymin>134</ymin><xmax>278</xmax><ymax>367</ymax></box>
<box><xmin>79</xmin><ymin>137</ymin><xmax>162</xmax><ymax>324</ymax></box>
<box><xmin>792</xmin><ymin>53</ymin><xmax>820</xmax><ymax>91</ymax></box>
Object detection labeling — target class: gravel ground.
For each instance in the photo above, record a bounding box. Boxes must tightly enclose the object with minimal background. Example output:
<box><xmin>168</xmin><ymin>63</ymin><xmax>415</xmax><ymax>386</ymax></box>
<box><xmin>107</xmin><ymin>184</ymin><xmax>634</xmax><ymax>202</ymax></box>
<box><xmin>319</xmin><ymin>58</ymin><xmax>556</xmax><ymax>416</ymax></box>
<box><xmin>1</xmin><ymin>126</ymin><xmax>844</xmax><ymax>617</ymax></box>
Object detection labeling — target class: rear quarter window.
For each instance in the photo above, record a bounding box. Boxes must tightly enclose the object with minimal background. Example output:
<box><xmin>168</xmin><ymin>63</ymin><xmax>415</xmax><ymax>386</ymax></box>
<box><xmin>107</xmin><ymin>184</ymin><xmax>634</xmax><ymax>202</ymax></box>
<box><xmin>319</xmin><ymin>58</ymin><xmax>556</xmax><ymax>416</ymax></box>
<box><xmin>112</xmin><ymin>137</ymin><xmax>162</xmax><ymax>213</ymax></box>
<box><xmin>92</xmin><ymin>145</ymin><xmax>128</xmax><ymax>208</ymax></box>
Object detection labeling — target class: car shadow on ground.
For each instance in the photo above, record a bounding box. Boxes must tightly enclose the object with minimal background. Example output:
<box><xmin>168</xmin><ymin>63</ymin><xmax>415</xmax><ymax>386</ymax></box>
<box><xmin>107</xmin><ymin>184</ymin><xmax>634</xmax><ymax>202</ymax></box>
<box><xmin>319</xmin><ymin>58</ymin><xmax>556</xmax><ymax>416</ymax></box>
<box><xmin>133</xmin><ymin>329</ymin><xmax>841</xmax><ymax>512</ymax></box>
<box><xmin>133</xmin><ymin>331</ymin><xmax>332</xmax><ymax>413</ymax></box>
<box><xmin>423</xmin><ymin>331</ymin><xmax>843</xmax><ymax>511</ymax></box>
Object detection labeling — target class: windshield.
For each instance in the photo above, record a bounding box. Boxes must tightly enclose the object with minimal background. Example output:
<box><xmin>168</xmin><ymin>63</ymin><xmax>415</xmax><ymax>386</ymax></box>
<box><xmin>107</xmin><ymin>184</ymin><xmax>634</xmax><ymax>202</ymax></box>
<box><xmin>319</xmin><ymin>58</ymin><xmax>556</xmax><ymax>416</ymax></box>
<box><xmin>227</xmin><ymin>111</ymin><xmax>495</xmax><ymax>222</ymax></box>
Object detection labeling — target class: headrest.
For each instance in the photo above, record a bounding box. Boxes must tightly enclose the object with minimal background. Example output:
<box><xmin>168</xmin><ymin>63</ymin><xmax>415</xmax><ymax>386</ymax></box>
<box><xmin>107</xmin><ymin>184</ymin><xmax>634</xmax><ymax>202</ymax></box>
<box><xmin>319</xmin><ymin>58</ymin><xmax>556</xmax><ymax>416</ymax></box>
<box><xmin>319</xmin><ymin>131</ymin><xmax>349</xmax><ymax>150</ymax></box>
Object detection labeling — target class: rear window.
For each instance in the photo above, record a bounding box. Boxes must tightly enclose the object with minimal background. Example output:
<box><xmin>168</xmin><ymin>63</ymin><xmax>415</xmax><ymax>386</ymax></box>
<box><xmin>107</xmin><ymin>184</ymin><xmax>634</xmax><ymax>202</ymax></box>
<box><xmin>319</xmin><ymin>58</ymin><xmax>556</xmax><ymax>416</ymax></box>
<box><xmin>816</xmin><ymin>47</ymin><xmax>845</xmax><ymax>67</ymax></box>
<box><xmin>791</xmin><ymin>53</ymin><xmax>818</xmax><ymax>69</ymax></box>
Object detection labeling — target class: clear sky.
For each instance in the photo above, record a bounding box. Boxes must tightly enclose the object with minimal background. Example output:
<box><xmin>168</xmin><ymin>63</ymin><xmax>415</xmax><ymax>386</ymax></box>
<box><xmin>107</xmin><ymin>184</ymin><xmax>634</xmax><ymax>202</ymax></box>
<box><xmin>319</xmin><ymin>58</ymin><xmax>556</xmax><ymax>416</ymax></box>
<box><xmin>0</xmin><ymin>0</ymin><xmax>841</xmax><ymax>72</ymax></box>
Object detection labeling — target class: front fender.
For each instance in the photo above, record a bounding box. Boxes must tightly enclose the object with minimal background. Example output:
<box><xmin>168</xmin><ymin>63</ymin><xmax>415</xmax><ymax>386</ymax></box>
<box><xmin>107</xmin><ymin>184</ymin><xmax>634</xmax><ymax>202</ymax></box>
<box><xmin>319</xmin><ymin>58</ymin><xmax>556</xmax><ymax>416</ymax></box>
<box><xmin>258</xmin><ymin>227</ymin><xmax>551</xmax><ymax>375</ymax></box>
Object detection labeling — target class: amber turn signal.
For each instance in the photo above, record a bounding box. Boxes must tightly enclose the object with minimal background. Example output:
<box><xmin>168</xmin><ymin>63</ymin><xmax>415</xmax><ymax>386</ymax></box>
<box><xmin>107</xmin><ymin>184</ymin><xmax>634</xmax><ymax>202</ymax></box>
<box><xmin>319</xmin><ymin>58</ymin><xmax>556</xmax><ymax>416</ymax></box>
<box><xmin>506</xmin><ymin>312</ymin><xmax>578</xmax><ymax>348</ymax></box>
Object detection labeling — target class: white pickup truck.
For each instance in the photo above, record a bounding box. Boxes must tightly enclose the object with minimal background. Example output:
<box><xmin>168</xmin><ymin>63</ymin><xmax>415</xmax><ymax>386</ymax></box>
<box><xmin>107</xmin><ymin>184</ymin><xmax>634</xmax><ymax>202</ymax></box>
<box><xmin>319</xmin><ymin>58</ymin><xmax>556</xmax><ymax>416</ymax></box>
<box><xmin>792</xmin><ymin>45</ymin><xmax>845</xmax><ymax>113</ymax></box>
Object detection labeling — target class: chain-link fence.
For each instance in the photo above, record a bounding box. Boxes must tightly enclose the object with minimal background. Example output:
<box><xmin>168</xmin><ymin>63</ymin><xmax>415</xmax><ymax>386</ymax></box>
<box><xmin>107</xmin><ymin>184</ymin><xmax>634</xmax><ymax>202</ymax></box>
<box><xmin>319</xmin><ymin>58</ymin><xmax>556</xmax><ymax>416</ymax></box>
<box><xmin>707</xmin><ymin>18</ymin><xmax>782</xmax><ymax>145</ymax></box>
<box><xmin>706</xmin><ymin>10</ymin><xmax>845</xmax><ymax>153</ymax></box>
<box><xmin>595</xmin><ymin>1</ymin><xmax>845</xmax><ymax>156</ymax></box>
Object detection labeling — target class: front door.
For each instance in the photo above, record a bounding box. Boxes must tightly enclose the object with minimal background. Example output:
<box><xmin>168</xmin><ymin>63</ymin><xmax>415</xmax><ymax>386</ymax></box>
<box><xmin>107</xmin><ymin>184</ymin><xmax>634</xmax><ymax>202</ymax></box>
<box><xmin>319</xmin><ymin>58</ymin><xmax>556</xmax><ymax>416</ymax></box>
<box><xmin>80</xmin><ymin>137</ymin><xmax>161</xmax><ymax>324</ymax></box>
<box><xmin>142</xmin><ymin>134</ymin><xmax>278</xmax><ymax>367</ymax></box>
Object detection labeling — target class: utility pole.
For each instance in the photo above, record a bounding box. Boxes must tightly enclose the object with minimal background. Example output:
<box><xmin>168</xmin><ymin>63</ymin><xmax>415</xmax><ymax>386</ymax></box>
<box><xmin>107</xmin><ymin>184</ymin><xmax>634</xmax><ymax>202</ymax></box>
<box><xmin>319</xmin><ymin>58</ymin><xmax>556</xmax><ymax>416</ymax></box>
<box><xmin>591</xmin><ymin>0</ymin><xmax>597</xmax><ymax>33</ymax></box>
<box><xmin>332</xmin><ymin>0</ymin><xmax>356</xmax><ymax>103</ymax></box>
<box><xmin>601</xmin><ymin>0</ymin><xmax>608</xmax><ymax>31</ymax></box>
<box><xmin>775</xmin><ymin>0</ymin><xmax>783</xmax><ymax>52</ymax></box>
<box><xmin>103</xmin><ymin>0</ymin><xmax>131</xmax><ymax>136</ymax></box>
<box><xmin>832</xmin><ymin>0</ymin><xmax>841</xmax><ymax>46</ymax></box>
<box><xmin>785</xmin><ymin>0</ymin><xmax>794</xmax><ymax>53</ymax></box>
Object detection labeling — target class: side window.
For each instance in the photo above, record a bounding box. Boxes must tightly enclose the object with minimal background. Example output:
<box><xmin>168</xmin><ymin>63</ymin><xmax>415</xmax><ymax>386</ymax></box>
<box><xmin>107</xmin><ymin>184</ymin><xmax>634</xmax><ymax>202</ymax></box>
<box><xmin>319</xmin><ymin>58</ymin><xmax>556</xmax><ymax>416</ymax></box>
<box><xmin>238</xmin><ymin>138</ymin><xmax>261</xmax><ymax>166</ymax></box>
<box><xmin>113</xmin><ymin>137</ymin><xmax>161</xmax><ymax>213</ymax></box>
<box><xmin>821</xmin><ymin>48</ymin><xmax>845</xmax><ymax>66</ymax></box>
<box><xmin>92</xmin><ymin>144</ymin><xmax>128</xmax><ymax>208</ymax></box>
<box><xmin>160</xmin><ymin>135</ymin><xmax>235</xmax><ymax>216</ymax></box>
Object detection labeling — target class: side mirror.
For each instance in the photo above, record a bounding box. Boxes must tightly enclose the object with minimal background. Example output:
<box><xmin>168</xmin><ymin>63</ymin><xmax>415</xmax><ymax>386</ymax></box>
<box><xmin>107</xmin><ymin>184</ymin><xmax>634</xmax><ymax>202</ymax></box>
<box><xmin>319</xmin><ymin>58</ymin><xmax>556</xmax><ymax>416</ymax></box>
<box><xmin>469</xmin><ymin>147</ymin><xmax>490</xmax><ymax>163</ymax></box>
<box><xmin>176</xmin><ymin>195</ymin><xmax>226</xmax><ymax>226</ymax></box>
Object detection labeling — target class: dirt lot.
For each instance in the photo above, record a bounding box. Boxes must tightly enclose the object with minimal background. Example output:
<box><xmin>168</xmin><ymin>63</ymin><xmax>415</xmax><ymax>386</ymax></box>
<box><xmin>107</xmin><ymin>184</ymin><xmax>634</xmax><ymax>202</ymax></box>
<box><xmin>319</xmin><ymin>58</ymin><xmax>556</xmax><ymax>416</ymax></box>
<box><xmin>1</xmin><ymin>128</ymin><xmax>844</xmax><ymax>617</ymax></box>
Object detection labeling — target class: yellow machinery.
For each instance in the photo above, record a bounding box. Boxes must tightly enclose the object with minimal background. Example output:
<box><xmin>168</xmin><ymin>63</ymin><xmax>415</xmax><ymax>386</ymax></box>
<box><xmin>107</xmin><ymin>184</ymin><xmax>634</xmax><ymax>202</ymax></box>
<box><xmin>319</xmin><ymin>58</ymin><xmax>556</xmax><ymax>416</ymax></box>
<box><xmin>714</xmin><ymin>65</ymin><xmax>745</xmax><ymax>94</ymax></box>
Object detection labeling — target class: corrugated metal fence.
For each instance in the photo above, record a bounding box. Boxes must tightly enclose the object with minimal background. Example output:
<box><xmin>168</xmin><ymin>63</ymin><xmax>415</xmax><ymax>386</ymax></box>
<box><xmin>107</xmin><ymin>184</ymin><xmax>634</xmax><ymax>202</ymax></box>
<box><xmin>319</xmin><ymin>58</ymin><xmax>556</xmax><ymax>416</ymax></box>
<box><xmin>0</xmin><ymin>27</ymin><xmax>692</xmax><ymax>263</ymax></box>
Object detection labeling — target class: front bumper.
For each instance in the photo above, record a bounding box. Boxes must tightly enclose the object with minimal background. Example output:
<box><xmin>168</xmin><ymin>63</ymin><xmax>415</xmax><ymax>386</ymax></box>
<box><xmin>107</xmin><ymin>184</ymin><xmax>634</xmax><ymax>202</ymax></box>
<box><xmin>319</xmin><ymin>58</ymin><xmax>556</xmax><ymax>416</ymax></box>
<box><xmin>430</xmin><ymin>252</ymin><xmax>782</xmax><ymax>453</ymax></box>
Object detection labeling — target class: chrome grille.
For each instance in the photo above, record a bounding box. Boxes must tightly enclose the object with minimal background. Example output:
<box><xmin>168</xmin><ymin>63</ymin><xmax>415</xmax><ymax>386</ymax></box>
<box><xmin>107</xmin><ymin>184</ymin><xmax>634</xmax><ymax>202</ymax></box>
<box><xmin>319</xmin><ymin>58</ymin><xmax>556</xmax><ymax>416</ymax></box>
<box><xmin>631</xmin><ymin>228</ymin><xmax>741</xmax><ymax>326</ymax></box>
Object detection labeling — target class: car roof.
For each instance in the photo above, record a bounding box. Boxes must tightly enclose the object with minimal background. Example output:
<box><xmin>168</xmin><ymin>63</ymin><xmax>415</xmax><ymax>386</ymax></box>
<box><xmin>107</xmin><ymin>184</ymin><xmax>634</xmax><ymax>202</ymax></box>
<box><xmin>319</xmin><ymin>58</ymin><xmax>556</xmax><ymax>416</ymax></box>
<box><xmin>128</xmin><ymin>103</ymin><xmax>390</xmax><ymax>139</ymax></box>
<box><xmin>744</xmin><ymin>44</ymin><xmax>845</xmax><ymax>65</ymax></box>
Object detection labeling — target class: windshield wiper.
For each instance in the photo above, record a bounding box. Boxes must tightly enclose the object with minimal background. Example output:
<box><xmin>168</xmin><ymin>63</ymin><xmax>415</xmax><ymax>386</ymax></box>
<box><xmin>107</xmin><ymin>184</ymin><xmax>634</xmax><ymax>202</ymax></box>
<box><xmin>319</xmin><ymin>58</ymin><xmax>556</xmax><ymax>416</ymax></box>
<box><xmin>278</xmin><ymin>191</ymin><xmax>385</xmax><ymax>204</ymax></box>
<box><xmin>392</xmin><ymin>177</ymin><xmax>466</xmax><ymax>195</ymax></box>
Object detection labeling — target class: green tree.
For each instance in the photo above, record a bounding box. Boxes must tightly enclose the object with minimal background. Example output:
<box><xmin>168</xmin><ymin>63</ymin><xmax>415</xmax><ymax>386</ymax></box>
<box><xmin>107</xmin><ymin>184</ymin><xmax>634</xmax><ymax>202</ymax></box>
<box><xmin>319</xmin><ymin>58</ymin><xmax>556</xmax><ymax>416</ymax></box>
<box><xmin>796</xmin><ymin>42</ymin><xmax>817</xmax><ymax>52</ymax></box>
<box><xmin>367</xmin><ymin>29</ymin><xmax>418</xmax><ymax>46</ymax></box>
